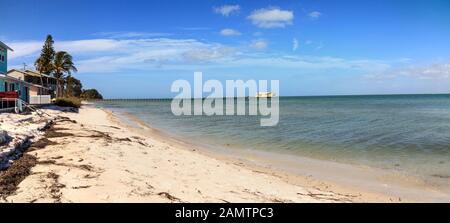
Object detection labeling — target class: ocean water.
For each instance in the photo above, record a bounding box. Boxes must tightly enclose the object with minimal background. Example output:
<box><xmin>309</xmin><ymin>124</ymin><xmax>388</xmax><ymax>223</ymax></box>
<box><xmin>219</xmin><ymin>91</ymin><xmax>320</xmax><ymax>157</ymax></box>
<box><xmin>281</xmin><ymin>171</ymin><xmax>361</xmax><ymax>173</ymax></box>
<box><xmin>95</xmin><ymin>95</ymin><xmax>450</xmax><ymax>181</ymax></box>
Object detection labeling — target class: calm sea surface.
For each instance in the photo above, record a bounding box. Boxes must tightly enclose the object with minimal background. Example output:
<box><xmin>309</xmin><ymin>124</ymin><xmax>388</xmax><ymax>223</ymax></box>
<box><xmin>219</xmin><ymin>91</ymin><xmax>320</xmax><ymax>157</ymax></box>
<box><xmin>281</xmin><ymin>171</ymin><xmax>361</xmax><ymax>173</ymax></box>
<box><xmin>95</xmin><ymin>95</ymin><xmax>450</xmax><ymax>181</ymax></box>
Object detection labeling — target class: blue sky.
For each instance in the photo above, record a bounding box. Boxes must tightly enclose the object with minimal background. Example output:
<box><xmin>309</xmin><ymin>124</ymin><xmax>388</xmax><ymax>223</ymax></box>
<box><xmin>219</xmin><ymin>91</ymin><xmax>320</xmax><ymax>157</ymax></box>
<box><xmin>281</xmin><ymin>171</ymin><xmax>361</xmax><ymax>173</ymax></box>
<box><xmin>2</xmin><ymin>0</ymin><xmax>450</xmax><ymax>98</ymax></box>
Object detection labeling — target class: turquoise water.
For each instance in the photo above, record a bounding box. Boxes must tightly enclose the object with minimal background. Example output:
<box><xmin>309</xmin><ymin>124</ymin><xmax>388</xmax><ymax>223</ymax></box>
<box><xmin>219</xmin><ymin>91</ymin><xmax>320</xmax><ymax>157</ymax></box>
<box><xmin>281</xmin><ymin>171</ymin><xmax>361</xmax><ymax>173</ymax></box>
<box><xmin>96</xmin><ymin>95</ymin><xmax>450</xmax><ymax>180</ymax></box>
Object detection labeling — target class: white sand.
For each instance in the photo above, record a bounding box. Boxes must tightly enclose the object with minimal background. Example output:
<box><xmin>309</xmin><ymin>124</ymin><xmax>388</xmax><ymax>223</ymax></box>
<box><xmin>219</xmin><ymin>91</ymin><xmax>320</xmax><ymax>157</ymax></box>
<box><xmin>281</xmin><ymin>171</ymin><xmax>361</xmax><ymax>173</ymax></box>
<box><xmin>1</xmin><ymin>105</ymin><xmax>449</xmax><ymax>203</ymax></box>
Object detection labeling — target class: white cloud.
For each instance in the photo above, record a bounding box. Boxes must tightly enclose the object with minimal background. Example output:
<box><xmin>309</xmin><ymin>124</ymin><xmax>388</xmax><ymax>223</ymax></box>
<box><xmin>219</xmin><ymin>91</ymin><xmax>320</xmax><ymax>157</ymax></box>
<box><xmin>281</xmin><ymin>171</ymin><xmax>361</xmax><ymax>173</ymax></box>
<box><xmin>8</xmin><ymin>37</ymin><xmax>393</xmax><ymax>74</ymax></box>
<box><xmin>8</xmin><ymin>39</ymin><xmax>125</xmax><ymax>60</ymax></box>
<box><xmin>183</xmin><ymin>47</ymin><xmax>235</xmax><ymax>62</ymax></box>
<box><xmin>414</xmin><ymin>61</ymin><xmax>450</xmax><ymax>79</ymax></box>
<box><xmin>57</xmin><ymin>39</ymin><xmax>125</xmax><ymax>54</ymax></box>
<box><xmin>248</xmin><ymin>7</ymin><xmax>294</xmax><ymax>28</ymax></box>
<box><xmin>8</xmin><ymin>41</ymin><xmax>42</xmax><ymax>59</ymax></box>
<box><xmin>308</xmin><ymin>11</ymin><xmax>322</xmax><ymax>20</ymax></box>
<box><xmin>214</xmin><ymin>5</ymin><xmax>240</xmax><ymax>16</ymax></box>
<box><xmin>292</xmin><ymin>38</ymin><xmax>299</xmax><ymax>51</ymax></box>
<box><xmin>297</xmin><ymin>40</ymin><xmax>323</xmax><ymax>50</ymax></box>
<box><xmin>367</xmin><ymin>61</ymin><xmax>450</xmax><ymax>80</ymax></box>
<box><xmin>227</xmin><ymin>55</ymin><xmax>391</xmax><ymax>72</ymax></box>
<box><xmin>220</xmin><ymin>28</ymin><xmax>241</xmax><ymax>36</ymax></box>
<box><xmin>93</xmin><ymin>32</ymin><xmax>172</xmax><ymax>38</ymax></box>
<box><xmin>250</xmin><ymin>40</ymin><xmax>268</xmax><ymax>50</ymax></box>
<box><xmin>8</xmin><ymin>38</ymin><xmax>237</xmax><ymax>73</ymax></box>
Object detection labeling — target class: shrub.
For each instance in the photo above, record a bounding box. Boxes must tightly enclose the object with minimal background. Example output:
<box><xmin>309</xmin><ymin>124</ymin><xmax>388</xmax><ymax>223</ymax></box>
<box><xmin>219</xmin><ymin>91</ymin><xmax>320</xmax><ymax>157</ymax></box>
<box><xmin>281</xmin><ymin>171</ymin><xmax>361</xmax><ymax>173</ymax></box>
<box><xmin>54</xmin><ymin>97</ymin><xmax>81</xmax><ymax>108</ymax></box>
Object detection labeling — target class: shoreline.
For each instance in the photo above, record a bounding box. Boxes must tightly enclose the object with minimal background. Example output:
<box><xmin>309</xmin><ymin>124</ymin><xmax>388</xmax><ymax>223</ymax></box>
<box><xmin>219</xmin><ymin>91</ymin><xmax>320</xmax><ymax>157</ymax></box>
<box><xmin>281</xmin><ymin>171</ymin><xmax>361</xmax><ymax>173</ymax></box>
<box><xmin>107</xmin><ymin>107</ymin><xmax>450</xmax><ymax>202</ymax></box>
<box><xmin>1</xmin><ymin>105</ymin><xmax>449</xmax><ymax>202</ymax></box>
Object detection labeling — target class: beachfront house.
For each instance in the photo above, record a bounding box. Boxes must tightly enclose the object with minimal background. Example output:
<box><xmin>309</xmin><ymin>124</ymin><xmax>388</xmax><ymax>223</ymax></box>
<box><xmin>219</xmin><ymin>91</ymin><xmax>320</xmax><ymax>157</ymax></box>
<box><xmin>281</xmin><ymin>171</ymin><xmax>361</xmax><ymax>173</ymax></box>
<box><xmin>1</xmin><ymin>41</ymin><xmax>52</xmax><ymax>112</ymax></box>
<box><xmin>7</xmin><ymin>69</ymin><xmax>56</xmax><ymax>98</ymax></box>
<box><xmin>0</xmin><ymin>73</ymin><xmax>39</xmax><ymax>103</ymax></box>
<box><xmin>5</xmin><ymin>69</ymin><xmax>53</xmax><ymax>105</ymax></box>
<box><xmin>0</xmin><ymin>40</ymin><xmax>19</xmax><ymax>111</ymax></box>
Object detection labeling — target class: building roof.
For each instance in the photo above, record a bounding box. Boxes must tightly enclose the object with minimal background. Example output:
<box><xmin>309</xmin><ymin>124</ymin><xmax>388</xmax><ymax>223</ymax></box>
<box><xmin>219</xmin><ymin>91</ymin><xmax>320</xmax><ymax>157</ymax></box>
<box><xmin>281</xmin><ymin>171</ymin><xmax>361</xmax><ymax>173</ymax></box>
<box><xmin>0</xmin><ymin>41</ymin><xmax>13</xmax><ymax>51</ymax></box>
<box><xmin>0</xmin><ymin>74</ymin><xmax>48</xmax><ymax>89</ymax></box>
<box><xmin>24</xmin><ymin>69</ymin><xmax>56</xmax><ymax>79</ymax></box>
<box><xmin>7</xmin><ymin>69</ymin><xmax>57</xmax><ymax>80</ymax></box>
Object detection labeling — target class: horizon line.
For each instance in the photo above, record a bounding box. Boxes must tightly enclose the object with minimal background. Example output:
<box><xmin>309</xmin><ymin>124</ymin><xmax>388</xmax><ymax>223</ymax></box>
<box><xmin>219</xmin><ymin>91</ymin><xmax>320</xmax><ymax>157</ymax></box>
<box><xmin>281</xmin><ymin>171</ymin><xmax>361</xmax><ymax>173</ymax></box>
<box><xmin>98</xmin><ymin>92</ymin><xmax>450</xmax><ymax>100</ymax></box>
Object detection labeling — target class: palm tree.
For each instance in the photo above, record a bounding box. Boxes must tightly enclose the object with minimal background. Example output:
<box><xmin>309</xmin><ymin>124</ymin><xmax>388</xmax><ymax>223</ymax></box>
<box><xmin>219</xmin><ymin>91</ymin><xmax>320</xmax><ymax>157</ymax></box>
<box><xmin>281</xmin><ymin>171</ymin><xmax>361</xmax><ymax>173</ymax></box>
<box><xmin>53</xmin><ymin>51</ymin><xmax>77</xmax><ymax>97</ymax></box>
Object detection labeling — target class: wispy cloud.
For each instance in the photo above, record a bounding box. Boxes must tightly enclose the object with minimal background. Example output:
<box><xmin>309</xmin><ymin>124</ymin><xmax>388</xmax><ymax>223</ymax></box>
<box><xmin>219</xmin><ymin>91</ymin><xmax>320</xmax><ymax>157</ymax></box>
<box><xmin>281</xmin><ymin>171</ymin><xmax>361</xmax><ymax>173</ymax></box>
<box><xmin>183</xmin><ymin>47</ymin><xmax>236</xmax><ymax>62</ymax></box>
<box><xmin>220</xmin><ymin>28</ymin><xmax>241</xmax><ymax>36</ymax></box>
<box><xmin>248</xmin><ymin>7</ymin><xmax>294</xmax><ymax>28</ymax></box>
<box><xmin>406</xmin><ymin>61</ymin><xmax>450</xmax><ymax>79</ymax></box>
<box><xmin>93</xmin><ymin>31</ymin><xmax>172</xmax><ymax>39</ymax></box>
<box><xmin>292</xmin><ymin>38</ymin><xmax>299</xmax><ymax>51</ymax></box>
<box><xmin>315</xmin><ymin>42</ymin><xmax>324</xmax><ymax>50</ymax></box>
<box><xmin>308</xmin><ymin>11</ymin><xmax>322</xmax><ymax>20</ymax></box>
<box><xmin>9</xmin><ymin>37</ymin><xmax>393</xmax><ymax>75</ymax></box>
<box><xmin>249</xmin><ymin>39</ymin><xmax>268</xmax><ymax>50</ymax></box>
<box><xmin>299</xmin><ymin>40</ymin><xmax>323</xmax><ymax>50</ymax></box>
<box><xmin>366</xmin><ymin>60</ymin><xmax>450</xmax><ymax>80</ymax></box>
<box><xmin>214</xmin><ymin>5</ymin><xmax>240</xmax><ymax>16</ymax></box>
<box><xmin>9</xmin><ymin>38</ymin><xmax>235</xmax><ymax>72</ymax></box>
<box><xmin>8</xmin><ymin>41</ymin><xmax>42</xmax><ymax>59</ymax></box>
<box><xmin>232</xmin><ymin>55</ymin><xmax>391</xmax><ymax>72</ymax></box>
<box><xmin>58</xmin><ymin>39</ymin><xmax>126</xmax><ymax>54</ymax></box>
<box><xmin>178</xmin><ymin>27</ymin><xmax>211</xmax><ymax>31</ymax></box>
<box><xmin>9</xmin><ymin>38</ymin><xmax>130</xmax><ymax>60</ymax></box>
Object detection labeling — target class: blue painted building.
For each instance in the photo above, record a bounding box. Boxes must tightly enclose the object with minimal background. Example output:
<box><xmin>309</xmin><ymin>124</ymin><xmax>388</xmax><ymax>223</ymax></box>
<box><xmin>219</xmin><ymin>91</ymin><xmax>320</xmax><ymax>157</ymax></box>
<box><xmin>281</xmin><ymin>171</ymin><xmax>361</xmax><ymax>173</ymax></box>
<box><xmin>1</xmin><ymin>40</ymin><xmax>14</xmax><ymax>94</ymax></box>
<box><xmin>0</xmin><ymin>40</ymin><xmax>29</xmax><ymax>107</ymax></box>
<box><xmin>0</xmin><ymin>41</ymin><xmax>13</xmax><ymax>75</ymax></box>
<box><xmin>1</xmin><ymin>41</ymin><xmax>51</xmax><ymax>108</ymax></box>
<box><xmin>0</xmin><ymin>40</ymin><xmax>14</xmax><ymax>103</ymax></box>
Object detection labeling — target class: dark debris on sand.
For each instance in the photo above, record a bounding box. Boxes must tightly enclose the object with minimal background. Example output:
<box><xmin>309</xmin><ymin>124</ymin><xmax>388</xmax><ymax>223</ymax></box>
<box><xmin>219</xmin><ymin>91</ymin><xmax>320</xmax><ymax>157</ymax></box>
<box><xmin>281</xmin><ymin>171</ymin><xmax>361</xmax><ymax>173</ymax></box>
<box><xmin>157</xmin><ymin>192</ymin><xmax>181</xmax><ymax>202</ymax></box>
<box><xmin>0</xmin><ymin>116</ymin><xmax>70</xmax><ymax>199</ymax></box>
<box><xmin>0</xmin><ymin>115</ymin><xmax>143</xmax><ymax>200</ymax></box>
<box><xmin>0</xmin><ymin>154</ymin><xmax>37</xmax><ymax>199</ymax></box>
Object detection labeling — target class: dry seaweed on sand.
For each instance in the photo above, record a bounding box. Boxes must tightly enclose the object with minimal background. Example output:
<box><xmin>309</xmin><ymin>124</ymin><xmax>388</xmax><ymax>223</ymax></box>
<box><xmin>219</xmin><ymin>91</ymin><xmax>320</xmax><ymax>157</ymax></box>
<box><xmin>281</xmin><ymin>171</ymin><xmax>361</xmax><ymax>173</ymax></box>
<box><xmin>0</xmin><ymin>154</ymin><xmax>37</xmax><ymax>199</ymax></box>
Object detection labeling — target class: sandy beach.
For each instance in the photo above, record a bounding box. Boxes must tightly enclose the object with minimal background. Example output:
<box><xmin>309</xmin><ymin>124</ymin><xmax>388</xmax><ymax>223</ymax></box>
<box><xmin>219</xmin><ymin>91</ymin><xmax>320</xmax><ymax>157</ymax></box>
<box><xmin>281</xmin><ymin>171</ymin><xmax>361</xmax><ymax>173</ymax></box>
<box><xmin>1</xmin><ymin>105</ymin><xmax>449</xmax><ymax>203</ymax></box>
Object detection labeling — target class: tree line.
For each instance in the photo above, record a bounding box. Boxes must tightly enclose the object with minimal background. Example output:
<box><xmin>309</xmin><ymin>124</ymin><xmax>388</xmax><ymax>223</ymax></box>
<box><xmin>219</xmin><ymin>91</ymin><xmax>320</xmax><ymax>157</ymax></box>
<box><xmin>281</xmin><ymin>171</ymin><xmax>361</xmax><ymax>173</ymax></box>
<box><xmin>34</xmin><ymin>35</ymin><xmax>103</xmax><ymax>100</ymax></box>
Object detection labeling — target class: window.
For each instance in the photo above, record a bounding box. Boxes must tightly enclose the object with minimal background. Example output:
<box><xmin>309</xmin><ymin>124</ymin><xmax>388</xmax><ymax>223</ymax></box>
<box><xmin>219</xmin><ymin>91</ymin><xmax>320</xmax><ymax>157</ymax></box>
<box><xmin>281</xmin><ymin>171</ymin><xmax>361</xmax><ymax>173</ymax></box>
<box><xmin>0</xmin><ymin>50</ymin><xmax>4</xmax><ymax>63</ymax></box>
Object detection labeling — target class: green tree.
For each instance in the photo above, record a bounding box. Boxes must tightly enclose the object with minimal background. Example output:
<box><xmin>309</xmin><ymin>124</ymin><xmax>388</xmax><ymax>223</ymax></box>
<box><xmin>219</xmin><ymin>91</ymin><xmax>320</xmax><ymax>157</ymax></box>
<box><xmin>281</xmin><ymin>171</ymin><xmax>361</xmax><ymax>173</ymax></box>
<box><xmin>34</xmin><ymin>35</ymin><xmax>55</xmax><ymax>75</ymax></box>
<box><xmin>81</xmin><ymin>89</ymin><xmax>103</xmax><ymax>100</ymax></box>
<box><xmin>64</xmin><ymin>75</ymin><xmax>83</xmax><ymax>98</ymax></box>
<box><xmin>54</xmin><ymin>51</ymin><xmax>77</xmax><ymax>97</ymax></box>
